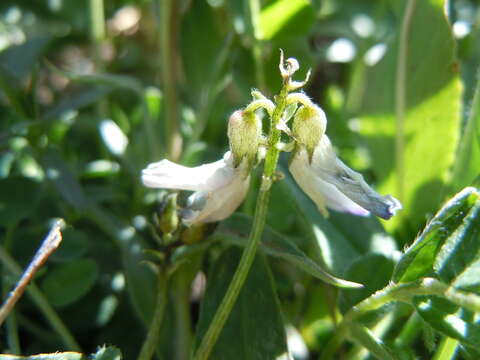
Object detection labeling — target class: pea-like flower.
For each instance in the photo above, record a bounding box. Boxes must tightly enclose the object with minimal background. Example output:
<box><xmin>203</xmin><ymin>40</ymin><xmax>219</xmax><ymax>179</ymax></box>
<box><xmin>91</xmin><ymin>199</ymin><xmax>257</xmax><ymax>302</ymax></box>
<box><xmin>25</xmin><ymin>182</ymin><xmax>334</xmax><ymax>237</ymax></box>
<box><xmin>142</xmin><ymin>152</ymin><xmax>250</xmax><ymax>225</ymax></box>
<box><xmin>289</xmin><ymin>135</ymin><xmax>401</xmax><ymax>219</ymax></box>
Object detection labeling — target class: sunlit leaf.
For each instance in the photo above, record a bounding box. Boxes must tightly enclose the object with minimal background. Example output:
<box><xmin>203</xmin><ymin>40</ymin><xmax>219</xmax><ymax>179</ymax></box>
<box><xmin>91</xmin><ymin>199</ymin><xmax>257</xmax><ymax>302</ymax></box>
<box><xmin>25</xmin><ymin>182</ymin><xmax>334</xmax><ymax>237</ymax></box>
<box><xmin>393</xmin><ymin>187</ymin><xmax>480</xmax><ymax>284</ymax></box>
<box><xmin>452</xmin><ymin>68</ymin><xmax>480</xmax><ymax>191</ymax></box>
<box><xmin>259</xmin><ymin>0</ymin><xmax>315</xmax><ymax>40</ymax></box>
<box><xmin>0</xmin><ymin>353</ymin><xmax>82</xmax><ymax>360</ymax></box>
<box><xmin>90</xmin><ymin>346</ymin><xmax>122</xmax><ymax>360</ymax></box>
<box><xmin>414</xmin><ymin>296</ymin><xmax>480</xmax><ymax>349</ymax></box>
<box><xmin>358</xmin><ymin>0</ymin><xmax>462</xmax><ymax>233</ymax></box>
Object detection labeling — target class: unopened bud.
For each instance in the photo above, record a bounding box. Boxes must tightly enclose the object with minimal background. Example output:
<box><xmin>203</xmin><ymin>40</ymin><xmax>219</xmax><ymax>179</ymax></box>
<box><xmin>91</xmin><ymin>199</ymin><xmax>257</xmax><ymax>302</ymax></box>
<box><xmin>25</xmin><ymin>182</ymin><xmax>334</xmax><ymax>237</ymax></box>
<box><xmin>227</xmin><ymin>110</ymin><xmax>261</xmax><ymax>169</ymax></box>
<box><xmin>159</xmin><ymin>193</ymin><xmax>179</xmax><ymax>236</ymax></box>
<box><xmin>292</xmin><ymin>105</ymin><xmax>327</xmax><ymax>162</ymax></box>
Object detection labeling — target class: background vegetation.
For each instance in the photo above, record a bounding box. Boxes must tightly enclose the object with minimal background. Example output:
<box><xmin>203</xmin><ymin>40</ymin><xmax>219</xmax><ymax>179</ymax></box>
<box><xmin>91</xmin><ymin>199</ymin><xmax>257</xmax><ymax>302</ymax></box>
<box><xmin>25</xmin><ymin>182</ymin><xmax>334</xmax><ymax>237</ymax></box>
<box><xmin>0</xmin><ymin>0</ymin><xmax>479</xmax><ymax>359</ymax></box>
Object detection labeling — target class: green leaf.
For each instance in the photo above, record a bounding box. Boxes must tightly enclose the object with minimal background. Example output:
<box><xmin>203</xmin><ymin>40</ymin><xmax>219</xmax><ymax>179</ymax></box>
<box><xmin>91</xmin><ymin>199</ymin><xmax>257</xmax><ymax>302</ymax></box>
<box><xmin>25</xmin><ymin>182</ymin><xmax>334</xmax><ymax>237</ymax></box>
<box><xmin>348</xmin><ymin>322</ymin><xmax>398</xmax><ymax>360</ymax></box>
<box><xmin>0</xmin><ymin>37</ymin><xmax>50</xmax><ymax>84</ymax></box>
<box><xmin>340</xmin><ymin>254</ymin><xmax>395</xmax><ymax>312</ymax></box>
<box><xmin>90</xmin><ymin>346</ymin><xmax>122</xmax><ymax>360</ymax></box>
<box><xmin>216</xmin><ymin>213</ymin><xmax>362</xmax><ymax>288</ymax></box>
<box><xmin>393</xmin><ymin>187</ymin><xmax>480</xmax><ymax>284</ymax></box>
<box><xmin>0</xmin><ymin>177</ymin><xmax>42</xmax><ymax>226</ymax></box>
<box><xmin>194</xmin><ymin>247</ymin><xmax>288</xmax><ymax>359</ymax></box>
<box><xmin>259</xmin><ymin>0</ymin><xmax>315</xmax><ymax>40</ymax></box>
<box><xmin>46</xmin><ymin>63</ymin><xmax>143</xmax><ymax>94</ymax></box>
<box><xmin>181</xmin><ymin>1</ymin><xmax>226</xmax><ymax>99</ymax></box>
<box><xmin>452</xmin><ymin>67</ymin><xmax>480</xmax><ymax>191</ymax></box>
<box><xmin>414</xmin><ymin>296</ymin><xmax>480</xmax><ymax>349</ymax></box>
<box><xmin>282</xmin><ymin>172</ymin><xmax>359</xmax><ymax>275</ymax></box>
<box><xmin>358</xmin><ymin>0</ymin><xmax>462</xmax><ymax>233</ymax></box>
<box><xmin>42</xmin><ymin>148</ymin><xmax>91</xmax><ymax>211</ymax></box>
<box><xmin>0</xmin><ymin>353</ymin><xmax>82</xmax><ymax>360</ymax></box>
<box><xmin>51</xmin><ymin>228</ymin><xmax>89</xmax><ymax>262</ymax></box>
<box><xmin>281</xmin><ymin>168</ymin><xmax>396</xmax><ymax>276</ymax></box>
<box><xmin>41</xmin><ymin>258</ymin><xmax>99</xmax><ymax>307</ymax></box>
<box><xmin>42</xmin><ymin>86</ymin><xmax>112</xmax><ymax>121</ymax></box>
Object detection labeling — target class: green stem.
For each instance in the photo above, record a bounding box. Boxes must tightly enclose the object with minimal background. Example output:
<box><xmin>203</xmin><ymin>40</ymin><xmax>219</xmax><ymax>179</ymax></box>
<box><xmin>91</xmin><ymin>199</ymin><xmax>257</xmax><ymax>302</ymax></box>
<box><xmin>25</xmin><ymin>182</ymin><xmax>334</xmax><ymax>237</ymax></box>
<box><xmin>432</xmin><ymin>336</ymin><xmax>459</xmax><ymax>360</ymax></box>
<box><xmin>89</xmin><ymin>0</ymin><xmax>106</xmax><ymax>116</ymax></box>
<box><xmin>173</xmin><ymin>270</ymin><xmax>192</xmax><ymax>360</ymax></box>
<box><xmin>194</xmin><ymin>81</ymin><xmax>289</xmax><ymax>360</ymax></box>
<box><xmin>160</xmin><ymin>0</ymin><xmax>182</xmax><ymax>161</ymax></box>
<box><xmin>246</xmin><ymin>0</ymin><xmax>266</xmax><ymax>92</ymax></box>
<box><xmin>395</xmin><ymin>0</ymin><xmax>416</xmax><ymax>203</ymax></box>
<box><xmin>321</xmin><ymin>278</ymin><xmax>479</xmax><ymax>359</ymax></box>
<box><xmin>0</xmin><ymin>247</ymin><xmax>80</xmax><ymax>351</ymax></box>
<box><xmin>394</xmin><ymin>312</ymin><xmax>422</xmax><ymax>349</ymax></box>
<box><xmin>137</xmin><ymin>270</ymin><xmax>169</xmax><ymax>360</ymax></box>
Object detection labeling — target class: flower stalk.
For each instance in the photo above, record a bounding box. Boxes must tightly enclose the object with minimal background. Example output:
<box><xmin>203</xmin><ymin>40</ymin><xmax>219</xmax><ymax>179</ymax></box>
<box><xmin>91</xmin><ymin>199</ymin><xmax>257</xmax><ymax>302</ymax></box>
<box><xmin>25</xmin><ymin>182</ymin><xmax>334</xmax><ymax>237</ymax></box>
<box><xmin>141</xmin><ymin>51</ymin><xmax>402</xmax><ymax>359</ymax></box>
<box><xmin>193</xmin><ymin>57</ymin><xmax>293</xmax><ymax>360</ymax></box>
<box><xmin>137</xmin><ymin>269</ymin><xmax>169</xmax><ymax>360</ymax></box>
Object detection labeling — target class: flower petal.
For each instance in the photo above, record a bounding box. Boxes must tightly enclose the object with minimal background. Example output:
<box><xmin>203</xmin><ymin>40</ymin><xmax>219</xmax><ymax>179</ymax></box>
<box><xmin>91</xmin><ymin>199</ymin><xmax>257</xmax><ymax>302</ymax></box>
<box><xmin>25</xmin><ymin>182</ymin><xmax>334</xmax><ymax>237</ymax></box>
<box><xmin>142</xmin><ymin>152</ymin><xmax>236</xmax><ymax>192</ymax></box>
<box><xmin>142</xmin><ymin>152</ymin><xmax>250</xmax><ymax>225</ymax></box>
<box><xmin>289</xmin><ymin>146</ymin><xmax>369</xmax><ymax>217</ymax></box>
<box><xmin>290</xmin><ymin>136</ymin><xmax>401</xmax><ymax>219</ymax></box>
<box><xmin>182</xmin><ymin>174</ymin><xmax>250</xmax><ymax>225</ymax></box>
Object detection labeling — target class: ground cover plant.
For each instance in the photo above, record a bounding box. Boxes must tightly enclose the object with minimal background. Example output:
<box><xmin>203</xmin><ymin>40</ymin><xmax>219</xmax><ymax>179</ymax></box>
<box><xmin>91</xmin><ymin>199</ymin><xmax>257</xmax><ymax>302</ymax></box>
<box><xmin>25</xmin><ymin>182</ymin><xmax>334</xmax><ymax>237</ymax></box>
<box><xmin>0</xmin><ymin>0</ymin><xmax>479</xmax><ymax>359</ymax></box>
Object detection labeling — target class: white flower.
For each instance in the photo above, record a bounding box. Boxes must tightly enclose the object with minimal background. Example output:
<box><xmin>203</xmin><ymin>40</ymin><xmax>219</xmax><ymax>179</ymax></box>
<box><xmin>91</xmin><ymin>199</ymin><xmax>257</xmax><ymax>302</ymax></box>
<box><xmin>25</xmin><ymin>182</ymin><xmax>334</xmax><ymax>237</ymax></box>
<box><xmin>142</xmin><ymin>152</ymin><xmax>250</xmax><ymax>225</ymax></box>
<box><xmin>289</xmin><ymin>136</ymin><xmax>401</xmax><ymax>219</ymax></box>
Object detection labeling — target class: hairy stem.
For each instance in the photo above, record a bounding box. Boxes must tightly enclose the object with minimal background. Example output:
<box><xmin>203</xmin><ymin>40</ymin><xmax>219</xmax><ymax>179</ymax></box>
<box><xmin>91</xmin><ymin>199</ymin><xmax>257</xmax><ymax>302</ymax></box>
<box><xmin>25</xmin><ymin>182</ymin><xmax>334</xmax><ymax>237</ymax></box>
<box><xmin>321</xmin><ymin>277</ymin><xmax>480</xmax><ymax>359</ymax></box>
<box><xmin>137</xmin><ymin>270</ymin><xmax>169</xmax><ymax>360</ymax></box>
<box><xmin>193</xmin><ymin>80</ymin><xmax>289</xmax><ymax>360</ymax></box>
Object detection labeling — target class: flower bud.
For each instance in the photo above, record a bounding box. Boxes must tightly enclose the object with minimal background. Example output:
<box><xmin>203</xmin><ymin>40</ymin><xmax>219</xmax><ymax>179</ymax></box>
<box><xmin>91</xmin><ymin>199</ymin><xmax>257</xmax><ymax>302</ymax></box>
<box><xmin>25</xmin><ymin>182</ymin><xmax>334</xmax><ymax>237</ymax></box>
<box><xmin>292</xmin><ymin>105</ymin><xmax>327</xmax><ymax>163</ymax></box>
<box><xmin>159</xmin><ymin>193</ymin><xmax>179</xmax><ymax>236</ymax></box>
<box><xmin>227</xmin><ymin>110</ymin><xmax>261</xmax><ymax>169</ymax></box>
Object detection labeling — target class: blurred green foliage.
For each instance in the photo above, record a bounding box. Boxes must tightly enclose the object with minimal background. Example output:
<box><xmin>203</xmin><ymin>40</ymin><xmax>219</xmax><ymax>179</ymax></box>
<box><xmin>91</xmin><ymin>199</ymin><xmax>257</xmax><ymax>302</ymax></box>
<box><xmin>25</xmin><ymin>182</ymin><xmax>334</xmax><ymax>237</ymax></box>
<box><xmin>0</xmin><ymin>0</ymin><xmax>480</xmax><ymax>359</ymax></box>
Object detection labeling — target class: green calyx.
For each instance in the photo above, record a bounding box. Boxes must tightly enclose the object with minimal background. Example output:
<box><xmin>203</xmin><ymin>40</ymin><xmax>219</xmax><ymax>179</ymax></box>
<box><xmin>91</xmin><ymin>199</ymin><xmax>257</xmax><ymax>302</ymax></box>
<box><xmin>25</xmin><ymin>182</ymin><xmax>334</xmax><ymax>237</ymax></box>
<box><xmin>227</xmin><ymin>110</ymin><xmax>262</xmax><ymax>169</ymax></box>
<box><xmin>159</xmin><ymin>193</ymin><xmax>179</xmax><ymax>238</ymax></box>
<box><xmin>292</xmin><ymin>105</ymin><xmax>326</xmax><ymax>162</ymax></box>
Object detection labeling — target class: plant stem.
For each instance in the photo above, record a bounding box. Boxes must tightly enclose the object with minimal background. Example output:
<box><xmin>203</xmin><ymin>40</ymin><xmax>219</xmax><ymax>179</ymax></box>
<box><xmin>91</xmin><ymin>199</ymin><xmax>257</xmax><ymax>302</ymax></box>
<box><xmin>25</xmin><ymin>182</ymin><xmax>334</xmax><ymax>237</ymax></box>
<box><xmin>394</xmin><ymin>312</ymin><xmax>422</xmax><ymax>349</ymax></box>
<box><xmin>173</xmin><ymin>270</ymin><xmax>193</xmax><ymax>360</ymax></box>
<box><xmin>193</xmin><ymin>80</ymin><xmax>289</xmax><ymax>360</ymax></box>
<box><xmin>246</xmin><ymin>0</ymin><xmax>266</xmax><ymax>93</ymax></box>
<box><xmin>0</xmin><ymin>247</ymin><xmax>80</xmax><ymax>351</ymax></box>
<box><xmin>159</xmin><ymin>0</ymin><xmax>182</xmax><ymax>161</ymax></box>
<box><xmin>321</xmin><ymin>277</ymin><xmax>480</xmax><ymax>359</ymax></box>
<box><xmin>395</xmin><ymin>0</ymin><xmax>416</xmax><ymax>203</ymax></box>
<box><xmin>137</xmin><ymin>270</ymin><xmax>169</xmax><ymax>360</ymax></box>
<box><xmin>89</xmin><ymin>0</ymin><xmax>107</xmax><ymax>116</ymax></box>
<box><xmin>432</xmin><ymin>336</ymin><xmax>459</xmax><ymax>360</ymax></box>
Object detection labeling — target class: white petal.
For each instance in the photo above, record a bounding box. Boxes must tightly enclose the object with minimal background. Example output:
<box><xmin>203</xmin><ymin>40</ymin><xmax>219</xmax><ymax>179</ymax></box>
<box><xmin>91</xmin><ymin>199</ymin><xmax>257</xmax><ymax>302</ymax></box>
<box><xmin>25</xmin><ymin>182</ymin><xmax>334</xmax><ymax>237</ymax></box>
<box><xmin>142</xmin><ymin>152</ymin><xmax>250</xmax><ymax>225</ymax></box>
<box><xmin>182</xmin><ymin>174</ymin><xmax>250</xmax><ymax>225</ymax></box>
<box><xmin>141</xmin><ymin>152</ymin><xmax>236</xmax><ymax>192</ymax></box>
<box><xmin>290</xmin><ymin>136</ymin><xmax>401</xmax><ymax>219</ymax></box>
<box><xmin>289</xmin><ymin>147</ymin><xmax>369</xmax><ymax>217</ymax></box>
